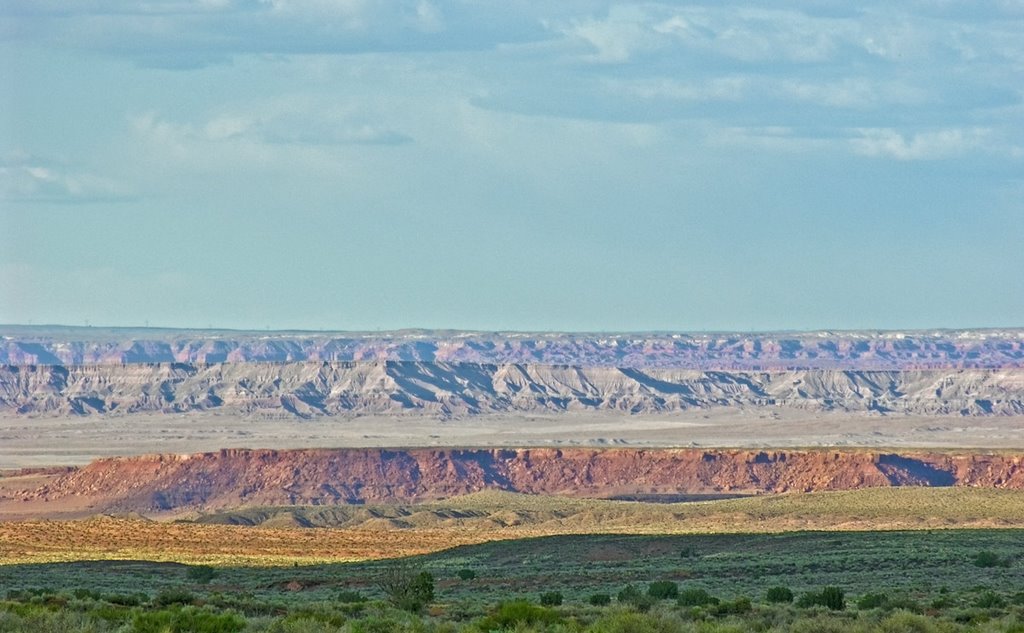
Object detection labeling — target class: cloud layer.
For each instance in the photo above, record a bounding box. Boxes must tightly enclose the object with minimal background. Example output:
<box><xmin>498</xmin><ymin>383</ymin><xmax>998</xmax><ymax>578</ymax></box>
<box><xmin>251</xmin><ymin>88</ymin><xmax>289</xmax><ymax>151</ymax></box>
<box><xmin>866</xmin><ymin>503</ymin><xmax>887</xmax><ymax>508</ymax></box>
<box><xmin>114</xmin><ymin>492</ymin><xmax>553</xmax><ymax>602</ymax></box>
<box><xmin>1</xmin><ymin>1</ymin><xmax>1022</xmax><ymax>330</ymax></box>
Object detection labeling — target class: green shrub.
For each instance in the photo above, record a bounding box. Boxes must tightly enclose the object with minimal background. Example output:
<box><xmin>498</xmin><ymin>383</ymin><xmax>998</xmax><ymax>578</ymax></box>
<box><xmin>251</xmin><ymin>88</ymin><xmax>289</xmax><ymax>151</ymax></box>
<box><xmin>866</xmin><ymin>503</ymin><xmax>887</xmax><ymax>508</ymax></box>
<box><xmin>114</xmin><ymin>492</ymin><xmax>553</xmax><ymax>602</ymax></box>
<box><xmin>617</xmin><ymin>585</ymin><xmax>656</xmax><ymax>612</ymax></box>
<box><xmin>819</xmin><ymin>587</ymin><xmax>845</xmax><ymax>611</ymax></box>
<box><xmin>647</xmin><ymin>581</ymin><xmax>679</xmax><ymax>600</ymax></box>
<box><xmin>857</xmin><ymin>593</ymin><xmax>888</xmax><ymax>609</ymax></box>
<box><xmin>281</xmin><ymin>606</ymin><xmax>346</xmax><ymax>628</ymax></box>
<box><xmin>929</xmin><ymin>596</ymin><xmax>954</xmax><ymax>610</ymax></box>
<box><xmin>589</xmin><ymin>611</ymin><xmax>670</xmax><ymax>633</ymax></box>
<box><xmin>539</xmin><ymin>591</ymin><xmax>563</xmax><ymax>606</ymax></box>
<box><xmin>765</xmin><ymin>586</ymin><xmax>794</xmax><ymax>604</ymax></box>
<box><xmin>797</xmin><ymin>587</ymin><xmax>844</xmax><ymax>610</ymax></box>
<box><xmin>975</xmin><ymin>591</ymin><xmax>1005</xmax><ymax>608</ymax></box>
<box><xmin>0</xmin><ymin>608</ymin><xmax>108</xmax><ymax>633</ymax></box>
<box><xmin>72</xmin><ymin>588</ymin><xmax>103</xmax><ymax>601</ymax></box>
<box><xmin>973</xmin><ymin>551</ymin><xmax>1009</xmax><ymax>568</ymax></box>
<box><xmin>89</xmin><ymin>603</ymin><xmax>136</xmax><ymax>625</ymax></box>
<box><xmin>588</xmin><ymin>593</ymin><xmax>612</xmax><ymax>606</ymax></box>
<box><xmin>952</xmin><ymin>608</ymin><xmax>989</xmax><ymax>625</ymax></box>
<box><xmin>152</xmin><ymin>588</ymin><xmax>196</xmax><ymax>607</ymax></box>
<box><xmin>475</xmin><ymin>600</ymin><xmax>562</xmax><ymax>629</ymax></box>
<box><xmin>132</xmin><ymin>606</ymin><xmax>245</xmax><ymax>633</ymax></box>
<box><xmin>348</xmin><ymin>615</ymin><xmax>411</xmax><ymax>633</ymax></box>
<box><xmin>714</xmin><ymin>596</ymin><xmax>752</xmax><ymax>615</ymax></box>
<box><xmin>269</xmin><ymin>616</ymin><xmax>346</xmax><ymax>633</ymax></box>
<box><xmin>878</xmin><ymin>611</ymin><xmax>939</xmax><ymax>633</ymax></box>
<box><xmin>886</xmin><ymin>596</ymin><xmax>922</xmax><ymax>614</ymax></box>
<box><xmin>187</xmin><ymin>565</ymin><xmax>218</xmax><ymax>585</ymax></box>
<box><xmin>336</xmin><ymin>590</ymin><xmax>367</xmax><ymax>604</ymax></box>
<box><xmin>618</xmin><ymin>585</ymin><xmax>642</xmax><ymax>604</ymax></box>
<box><xmin>677</xmin><ymin>588</ymin><xmax>718</xmax><ymax>607</ymax></box>
<box><xmin>376</xmin><ymin>566</ymin><xmax>435</xmax><ymax>613</ymax></box>
<box><xmin>795</xmin><ymin>593</ymin><xmax>816</xmax><ymax>608</ymax></box>
<box><xmin>456</xmin><ymin>569</ymin><xmax>477</xmax><ymax>581</ymax></box>
<box><xmin>106</xmin><ymin>593</ymin><xmax>145</xmax><ymax>607</ymax></box>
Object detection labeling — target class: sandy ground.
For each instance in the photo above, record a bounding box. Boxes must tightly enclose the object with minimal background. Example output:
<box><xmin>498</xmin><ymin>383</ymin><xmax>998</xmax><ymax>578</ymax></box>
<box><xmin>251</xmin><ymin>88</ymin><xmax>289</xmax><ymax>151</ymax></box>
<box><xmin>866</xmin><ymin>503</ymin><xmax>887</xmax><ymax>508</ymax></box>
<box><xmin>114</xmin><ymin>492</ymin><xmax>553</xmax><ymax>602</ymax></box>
<box><xmin>2</xmin><ymin>409</ymin><xmax>1023</xmax><ymax>470</ymax></box>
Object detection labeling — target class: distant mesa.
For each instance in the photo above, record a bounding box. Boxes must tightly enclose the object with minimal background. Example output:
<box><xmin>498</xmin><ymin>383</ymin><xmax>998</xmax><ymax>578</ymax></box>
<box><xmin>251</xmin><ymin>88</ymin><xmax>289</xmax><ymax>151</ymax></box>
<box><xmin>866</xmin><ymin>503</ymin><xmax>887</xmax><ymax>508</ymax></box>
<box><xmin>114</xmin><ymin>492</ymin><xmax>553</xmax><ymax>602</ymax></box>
<box><xmin>1</xmin><ymin>362</ymin><xmax>1022</xmax><ymax>418</ymax></box>
<box><xmin>8</xmin><ymin>447</ymin><xmax>1023</xmax><ymax>514</ymax></box>
<box><xmin>2</xmin><ymin>327</ymin><xmax>1021</xmax><ymax>419</ymax></box>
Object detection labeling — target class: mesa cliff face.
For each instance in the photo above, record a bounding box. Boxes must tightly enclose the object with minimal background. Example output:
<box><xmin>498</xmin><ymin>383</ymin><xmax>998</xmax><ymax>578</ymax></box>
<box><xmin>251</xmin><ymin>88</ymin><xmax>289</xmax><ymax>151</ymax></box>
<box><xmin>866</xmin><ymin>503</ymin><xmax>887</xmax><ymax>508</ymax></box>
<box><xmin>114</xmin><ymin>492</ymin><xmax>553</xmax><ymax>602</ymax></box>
<box><xmin>15</xmin><ymin>448</ymin><xmax>1024</xmax><ymax>512</ymax></box>
<box><xmin>2</xmin><ymin>362</ymin><xmax>1022</xmax><ymax>417</ymax></box>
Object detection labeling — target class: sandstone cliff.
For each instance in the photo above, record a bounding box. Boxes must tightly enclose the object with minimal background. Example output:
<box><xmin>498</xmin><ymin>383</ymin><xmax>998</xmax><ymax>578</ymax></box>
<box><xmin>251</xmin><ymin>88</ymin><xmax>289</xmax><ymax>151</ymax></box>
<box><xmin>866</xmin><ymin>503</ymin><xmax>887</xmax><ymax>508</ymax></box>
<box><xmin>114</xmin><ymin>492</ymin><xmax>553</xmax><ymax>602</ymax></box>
<box><xmin>13</xmin><ymin>447</ymin><xmax>1024</xmax><ymax>512</ymax></box>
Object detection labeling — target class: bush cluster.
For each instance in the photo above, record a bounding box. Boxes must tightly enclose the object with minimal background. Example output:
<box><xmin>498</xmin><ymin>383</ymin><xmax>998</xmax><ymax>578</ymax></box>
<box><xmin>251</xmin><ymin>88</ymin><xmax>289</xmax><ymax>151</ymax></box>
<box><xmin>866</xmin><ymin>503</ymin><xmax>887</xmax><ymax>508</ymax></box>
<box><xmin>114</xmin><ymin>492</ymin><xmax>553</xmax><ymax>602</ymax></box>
<box><xmin>972</xmin><ymin>551</ymin><xmax>1011</xmax><ymax>568</ymax></box>
<box><xmin>647</xmin><ymin>581</ymin><xmax>679</xmax><ymax>600</ymax></box>
<box><xmin>4</xmin><ymin>581</ymin><xmax>1024</xmax><ymax>633</ymax></box>
<box><xmin>797</xmin><ymin>586</ymin><xmax>845</xmax><ymax>610</ymax></box>
<box><xmin>765</xmin><ymin>586</ymin><xmax>794</xmax><ymax>603</ymax></box>
<box><xmin>677</xmin><ymin>587</ymin><xmax>718</xmax><ymax>607</ymax></box>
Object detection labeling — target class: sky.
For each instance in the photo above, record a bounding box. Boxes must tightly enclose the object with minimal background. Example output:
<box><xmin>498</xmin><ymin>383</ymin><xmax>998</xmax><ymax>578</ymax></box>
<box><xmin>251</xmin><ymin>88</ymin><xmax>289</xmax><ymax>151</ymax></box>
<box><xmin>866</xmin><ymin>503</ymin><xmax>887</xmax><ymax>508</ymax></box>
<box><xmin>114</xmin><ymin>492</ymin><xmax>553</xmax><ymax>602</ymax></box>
<box><xmin>1</xmin><ymin>1</ymin><xmax>1022</xmax><ymax>332</ymax></box>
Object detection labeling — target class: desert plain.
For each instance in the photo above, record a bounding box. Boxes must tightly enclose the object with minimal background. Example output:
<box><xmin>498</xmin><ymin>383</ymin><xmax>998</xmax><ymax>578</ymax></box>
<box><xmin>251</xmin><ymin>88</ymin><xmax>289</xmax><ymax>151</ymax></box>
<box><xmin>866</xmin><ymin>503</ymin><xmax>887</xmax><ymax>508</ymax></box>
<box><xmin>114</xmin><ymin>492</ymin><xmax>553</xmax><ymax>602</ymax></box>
<box><xmin>1</xmin><ymin>328</ymin><xmax>1023</xmax><ymax>631</ymax></box>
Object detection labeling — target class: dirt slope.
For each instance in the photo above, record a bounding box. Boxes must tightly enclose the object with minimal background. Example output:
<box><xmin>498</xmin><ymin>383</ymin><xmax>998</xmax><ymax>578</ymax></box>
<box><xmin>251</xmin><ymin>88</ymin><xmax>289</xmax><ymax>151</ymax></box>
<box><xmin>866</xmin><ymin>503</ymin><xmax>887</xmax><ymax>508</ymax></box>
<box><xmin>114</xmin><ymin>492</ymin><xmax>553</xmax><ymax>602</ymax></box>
<box><xmin>6</xmin><ymin>447</ymin><xmax>1022</xmax><ymax>514</ymax></box>
<box><xmin>3</xmin><ymin>362</ymin><xmax>1022</xmax><ymax>418</ymax></box>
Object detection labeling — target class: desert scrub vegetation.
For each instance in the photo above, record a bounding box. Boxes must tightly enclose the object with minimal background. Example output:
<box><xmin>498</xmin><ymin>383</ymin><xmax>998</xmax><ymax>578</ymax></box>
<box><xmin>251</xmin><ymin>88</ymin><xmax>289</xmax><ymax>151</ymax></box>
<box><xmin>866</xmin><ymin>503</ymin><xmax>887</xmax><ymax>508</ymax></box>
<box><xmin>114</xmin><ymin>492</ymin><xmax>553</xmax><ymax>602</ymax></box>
<box><xmin>375</xmin><ymin>565</ymin><xmax>435</xmax><ymax>613</ymax></box>
<box><xmin>3</xmin><ymin>587</ymin><xmax>1024</xmax><ymax>632</ymax></box>
<box><xmin>0</xmin><ymin>530</ymin><xmax>1022</xmax><ymax>630</ymax></box>
<box><xmin>974</xmin><ymin>551</ymin><xmax>1013</xmax><ymax>568</ymax></box>
<box><xmin>7</xmin><ymin>488</ymin><xmax>1024</xmax><ymax>566</ymax></box>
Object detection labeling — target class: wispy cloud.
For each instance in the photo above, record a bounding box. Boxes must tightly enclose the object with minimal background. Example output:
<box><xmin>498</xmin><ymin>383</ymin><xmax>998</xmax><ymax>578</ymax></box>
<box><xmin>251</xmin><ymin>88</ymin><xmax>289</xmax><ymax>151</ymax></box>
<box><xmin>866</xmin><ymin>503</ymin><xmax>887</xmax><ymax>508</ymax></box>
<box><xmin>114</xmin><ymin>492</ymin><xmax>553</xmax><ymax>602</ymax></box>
<box><xmin>850</xmin><ymin>127</ymin><xmax>992</xmax><ymax>160</ymax></box>
<box><xmin>0</xmin><ymin>152</ymin><xmax>134</xmax><ymax>203</ymax></box>
<box><xmin>1</xmin><ymin>0</ymin><xmax>552</xmax><ymax>68</ymax></box>
<box><xmin>132</xmin><ymin>106</ymin><xmax>412</xmax><ymax>155</ymax></box>
<box><xmin>707</xmin><ymin>126</ymin><xmax>837</xmax><ymax>153</ymax></box>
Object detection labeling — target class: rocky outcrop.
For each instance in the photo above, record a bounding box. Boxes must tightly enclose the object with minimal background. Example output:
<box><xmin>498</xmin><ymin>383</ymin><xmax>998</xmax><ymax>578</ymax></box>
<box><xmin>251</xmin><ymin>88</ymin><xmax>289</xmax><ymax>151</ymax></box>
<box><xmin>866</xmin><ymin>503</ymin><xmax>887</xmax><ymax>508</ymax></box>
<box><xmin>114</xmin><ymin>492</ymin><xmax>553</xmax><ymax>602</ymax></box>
<box><xmin>16</xmin><ymin>448</ymin><xmax>1024</xmax><ymax>512</ymax></box>
<box><xmin>3</xmin><ymin>327</ymin><xmax>1022</xmax><ymax>369</ymax></box>
<box><xmin>2</xmin><ymin>363</ymin><xmax>1022</xmax><ymax>418</ymax></box>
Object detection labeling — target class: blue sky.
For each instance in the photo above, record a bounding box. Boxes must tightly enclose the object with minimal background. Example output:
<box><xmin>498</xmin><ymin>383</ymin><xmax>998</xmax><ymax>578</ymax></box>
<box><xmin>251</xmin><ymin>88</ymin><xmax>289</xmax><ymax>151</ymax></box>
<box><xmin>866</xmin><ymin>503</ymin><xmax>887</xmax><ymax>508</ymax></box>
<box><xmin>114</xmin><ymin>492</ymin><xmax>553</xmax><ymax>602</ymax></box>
<box><xmin>1</xmin><ymin>1</ymin><xmax>1022</xmax><ymax>331</ymax></box>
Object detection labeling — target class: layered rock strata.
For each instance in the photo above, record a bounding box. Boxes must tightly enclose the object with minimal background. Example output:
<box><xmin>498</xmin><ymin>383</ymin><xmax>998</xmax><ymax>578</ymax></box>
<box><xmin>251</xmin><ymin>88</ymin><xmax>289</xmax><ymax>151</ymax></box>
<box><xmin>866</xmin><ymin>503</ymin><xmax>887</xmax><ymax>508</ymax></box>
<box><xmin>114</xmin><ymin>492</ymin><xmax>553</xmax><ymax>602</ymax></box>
<box><xmin>2</xmin><ymin>363</ymin><xmax>1022</xmax><ymax>417</ymax></box>
<box><xmin>15</xmin><ymin>447</ymin><xmax>1024</xmax><ymax>512</ymax></box>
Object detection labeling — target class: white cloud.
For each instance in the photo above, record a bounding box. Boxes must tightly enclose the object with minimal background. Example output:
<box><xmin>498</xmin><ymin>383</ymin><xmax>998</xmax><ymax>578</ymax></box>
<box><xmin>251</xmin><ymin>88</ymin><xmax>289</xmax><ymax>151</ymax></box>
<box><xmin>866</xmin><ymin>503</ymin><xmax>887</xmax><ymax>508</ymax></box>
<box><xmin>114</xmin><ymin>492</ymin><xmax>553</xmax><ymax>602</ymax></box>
<box><xmin>555</xmin><ymin>6</ymin><xmax>852</xmax><ymax>65</ymax></box>
<box><xmin>850</xmin><ymin>127</ymin><xmax>992</xmax><ymax>160</ymax></box>
<box><xmin>0</xmin><ymin>152</ymin><xmax>133</xmax><ymax>203</ymax></box>
<box><xmin>256</xmin><ymin>0</ymin><xmax>369</xmax><ymax>28</ymax></box>
<box><xmin>132</xmin><ymin>105</ymin><xmax>411</xmax><ymax>155</ymax></box>
<box><xmin>609</xmin><ymin>75</ymin><xmax>925</xmax><ymax>110</ymax></box>
<box><xmin>564</xmin><ymin>6</ymin><xmax>660</xmax><ymax>63</ymax></box>
<box><xmin>776</xmin><ymin>78</ymin><xmax>925</xmax><ymax>109</ymax></box>
<box><xmin>414</xmin><ymin>0</ymin><xmax>443</xmax><ymax>33</ymax></box>
<box><xmin>707</xmin><ymin>125</ymin><xmax>1014</xmax><ymax>160</ymax></box>
<box><xmin>203</xmin><ymin>115</ymin><xmax>253</xmax><ymax>141</ymax></box>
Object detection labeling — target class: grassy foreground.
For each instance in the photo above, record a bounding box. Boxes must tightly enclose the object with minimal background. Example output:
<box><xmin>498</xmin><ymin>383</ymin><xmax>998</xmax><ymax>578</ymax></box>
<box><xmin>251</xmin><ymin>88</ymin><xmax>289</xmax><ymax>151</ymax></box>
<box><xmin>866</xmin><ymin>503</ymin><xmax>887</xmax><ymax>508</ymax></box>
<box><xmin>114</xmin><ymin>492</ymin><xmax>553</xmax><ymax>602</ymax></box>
<box><xmin>1</xmin><ymin>530</ymin><xmax>1023</xmax><ymax>632</ymax></box>
<box><xmin>3</xmin><ymin>487</ymin><xmax>1024</xmax><ymax>566</ymax></box>
<box><xmin>2</xmin><ymin>488</ymin><xmax>1024</xmax><ymax>630</ymax></box>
